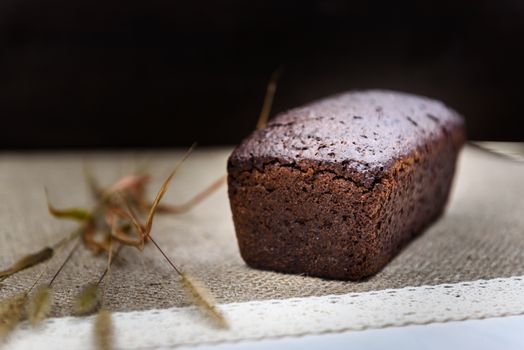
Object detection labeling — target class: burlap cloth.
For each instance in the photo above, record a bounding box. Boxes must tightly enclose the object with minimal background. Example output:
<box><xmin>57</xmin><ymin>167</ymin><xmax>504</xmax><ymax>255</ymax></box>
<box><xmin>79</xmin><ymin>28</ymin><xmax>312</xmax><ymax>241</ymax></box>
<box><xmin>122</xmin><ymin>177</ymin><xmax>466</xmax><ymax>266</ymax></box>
<box><xmin>1</xmin><ymin>145</ymin><xmax>523</xmax><ymax>318</ymax></box>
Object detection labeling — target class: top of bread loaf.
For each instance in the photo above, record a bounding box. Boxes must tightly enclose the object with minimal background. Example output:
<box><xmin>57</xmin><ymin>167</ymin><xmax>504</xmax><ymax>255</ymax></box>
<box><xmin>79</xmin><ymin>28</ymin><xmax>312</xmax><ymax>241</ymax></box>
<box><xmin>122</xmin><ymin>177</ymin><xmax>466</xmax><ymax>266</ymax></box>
<box><xmin>228</xmin><ymin>90</ymin><xmax>465</xmax><ymax>188</ymax></box>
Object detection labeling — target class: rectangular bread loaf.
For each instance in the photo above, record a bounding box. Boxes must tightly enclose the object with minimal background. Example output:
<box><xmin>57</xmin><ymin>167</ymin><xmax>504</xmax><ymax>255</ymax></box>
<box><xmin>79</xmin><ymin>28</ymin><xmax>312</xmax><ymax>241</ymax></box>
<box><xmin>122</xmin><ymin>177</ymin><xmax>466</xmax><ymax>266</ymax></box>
<box><xmin>227</xmin><ymin>90</ymin><xmax>465</xmax><ymax>280</ymax></box>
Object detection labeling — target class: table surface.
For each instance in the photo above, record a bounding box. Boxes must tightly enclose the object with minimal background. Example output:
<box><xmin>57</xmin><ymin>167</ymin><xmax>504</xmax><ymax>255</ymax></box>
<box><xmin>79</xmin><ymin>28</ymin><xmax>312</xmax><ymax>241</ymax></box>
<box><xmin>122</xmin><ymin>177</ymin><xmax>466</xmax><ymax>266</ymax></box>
<box><xmin>1</xmin><ymin>142</ymin><xmax>523</xmax><ymax>349</ymax></box>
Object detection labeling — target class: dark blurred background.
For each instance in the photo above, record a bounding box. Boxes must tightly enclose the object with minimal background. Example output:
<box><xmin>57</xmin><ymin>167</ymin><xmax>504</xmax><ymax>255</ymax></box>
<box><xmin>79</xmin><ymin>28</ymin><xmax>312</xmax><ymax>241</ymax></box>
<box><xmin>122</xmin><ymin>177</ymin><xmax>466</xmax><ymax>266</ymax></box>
<box><xmin>0</xmin><ymin>0</ymin><xmax>523</xmax><ymax>149</ymax></box>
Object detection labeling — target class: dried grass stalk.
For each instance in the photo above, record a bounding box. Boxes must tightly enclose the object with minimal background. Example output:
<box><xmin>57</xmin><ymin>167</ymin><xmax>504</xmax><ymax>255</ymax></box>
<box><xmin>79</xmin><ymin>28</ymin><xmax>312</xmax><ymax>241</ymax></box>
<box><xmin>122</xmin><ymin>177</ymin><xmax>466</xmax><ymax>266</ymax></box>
<box><xmin>94</xmin><ymin>309</ymin><xmax>113</xmax><ymax>350</ymax></box>
<box><xmin>0</xmin><ymin>293</ymin><xmax>28</xmax><ymax>342</ymax></box>
<box><xmin>144</xmin><ymin>144</ymin><xmax>196</xmax><ymax>238</ymax></box>
<box><xmin>46</xmin><ymin>189</ymin><xmax>92</xmax><ymax>221</ymax></box>
<box><xmin>27</xmin><ymin>285</ymin><xmax>52</xmax><ymax>326</ymax></box>
<box><xmin>156</xmin><ymin>174</ymin><xmax>227</xmax><ymax>214</ymax></box>
<box><xmin>181</xmin><ymin>273</ymin><xmax>227</xmax><ymax>329</ymax></box>
<box><xmin>74</xmin><ymin>284</ymin><xmax>100</xmax><ymax>315</ymax></box>
<box><xmin>83</xmin><ymin>163</ymin><xmax>102</xmax><ymax>200</ymax></box>
<box><xmin>0</xmin><ymin>247</ymin><xmax>54</xmax><ymax>282</ymax></box>
<box><xmin>256</xmin><ymin>68</ymin><xmax>282</xmax><ymax>129</ymax></box>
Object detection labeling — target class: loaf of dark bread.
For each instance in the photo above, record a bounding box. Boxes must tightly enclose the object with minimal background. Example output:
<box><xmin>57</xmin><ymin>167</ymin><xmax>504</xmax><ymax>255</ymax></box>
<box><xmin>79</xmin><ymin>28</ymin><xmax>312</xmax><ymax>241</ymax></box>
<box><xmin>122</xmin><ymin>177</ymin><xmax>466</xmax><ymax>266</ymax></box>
<box><xmin>227</xmin><ymin>90</ymin><xmax>465</xmax><ymax>280</ymax></box>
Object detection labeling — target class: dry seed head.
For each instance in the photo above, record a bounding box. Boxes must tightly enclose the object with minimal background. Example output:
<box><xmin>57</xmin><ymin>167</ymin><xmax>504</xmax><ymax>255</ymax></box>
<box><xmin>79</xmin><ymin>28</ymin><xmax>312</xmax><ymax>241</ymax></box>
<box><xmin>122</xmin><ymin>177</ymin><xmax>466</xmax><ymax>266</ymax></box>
<box><xmin>0</xmin><ymin>247</ymin><xmax>54</xmax><ymax>281</ymax></box>
<box><xmin>28</xmin><ymin>285</ymin><xmax>52</xmax><ymax>326</ymax></box>
<box><xmin>0</xmin><ymin>293</ymin><xmax>28</xmax><ymax>342</ymax></box>
<box><xmin>181</xmin><ymin>273</ymin><xmax>228</xmax><ymax>329</ymax></box>
<box><xmin>94</xmin><ymin>309</ymin><xmax>113</xmax><ymax>350</ymax></box>
<box><xmin>74</xmin><ymin>284</ymin><xmax>100</xmax><ymax>316</ymax></box>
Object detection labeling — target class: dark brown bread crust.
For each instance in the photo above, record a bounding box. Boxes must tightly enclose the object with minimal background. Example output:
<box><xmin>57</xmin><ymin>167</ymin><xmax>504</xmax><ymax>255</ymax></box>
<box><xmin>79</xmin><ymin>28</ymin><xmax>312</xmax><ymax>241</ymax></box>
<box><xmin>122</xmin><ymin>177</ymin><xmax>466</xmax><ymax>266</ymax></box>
<box><xmin>228</xmin><ymin>90</ymin><xmax>465</xmax><ymax>280</ymax></box>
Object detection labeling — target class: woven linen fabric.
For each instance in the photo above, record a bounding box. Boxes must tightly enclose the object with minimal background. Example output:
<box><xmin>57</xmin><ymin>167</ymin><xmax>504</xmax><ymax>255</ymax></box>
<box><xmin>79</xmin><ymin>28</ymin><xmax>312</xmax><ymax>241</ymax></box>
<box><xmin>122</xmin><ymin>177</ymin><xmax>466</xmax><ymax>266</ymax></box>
<box><xmin>1</xmin><ymin>145</ymin><xmax>524</xmax><ymax>318</ymax></box>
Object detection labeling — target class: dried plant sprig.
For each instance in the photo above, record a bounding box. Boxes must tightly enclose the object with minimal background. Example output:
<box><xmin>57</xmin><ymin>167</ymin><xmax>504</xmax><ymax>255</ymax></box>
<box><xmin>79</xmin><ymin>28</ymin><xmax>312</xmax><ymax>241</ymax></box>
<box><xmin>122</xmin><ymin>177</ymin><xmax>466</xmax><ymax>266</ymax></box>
<box><xmin>1</xmin><ymin>143</ymin><xmax>230</xmax><ymax>343</ymax></box>
<box><xmin>256</xmin><ymin>67</ymin><xmax>283</xmax><ymax>130</ymax></box>
<box><xmin>94</xmin><ymin>309</ymin><xmax>113</xmax><ymax>350</ymax></box>
<box><xmin>0</xmin><ymin>293</ymin><xmax>28</xmax><ymax>342</ymax></box>
<box><xmin>0</xmin><ymin>77</ymin><xmax>285</xmax><ymax>346</ymax></box>
<box><xmin>107</xmin><ymin>145</ymin><xmax>198</xmax><ymax>249</ymax></box>
<box><xmin>27</xmin><ymin>285</ymin><xmax>52</xmax><ymax>326</ymax></box>
<box><xmin>74</xmin><ymin>284</ymin><xmax>100</xmax><ymax>316</ymax></box>
<box><xmin>0</xmin><ymin>247</ymin><xmax>54</xmax><ymax>282</ymax></box>
<box><xmin>180</xmin><ymin>273</ymin><xmax>227</xmax><ymax>329</ymax></box>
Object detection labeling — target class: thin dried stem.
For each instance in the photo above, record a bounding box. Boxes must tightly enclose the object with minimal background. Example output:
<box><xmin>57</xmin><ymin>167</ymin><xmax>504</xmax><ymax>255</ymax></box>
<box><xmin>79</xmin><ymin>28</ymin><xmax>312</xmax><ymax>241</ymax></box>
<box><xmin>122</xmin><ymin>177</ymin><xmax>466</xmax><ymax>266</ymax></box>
<box><xmin>256</xmin><ymin>67</ymin><xmax>283</xmax><ymax>130</ymax></box>
<box><xmin>106</xmin><ymin>237</ymin><xmax>113</xmax><ymax>282</ymax></box>
<box><xmin>149</xmin><ymin>237</ymin><xmax>181</xmax><ymax>275</ymax></box>
<box><xmin>156</xmin><ymin>174</ymin><xmax>227</xmax><ymax>214</ymax></box>
<box><xmin>97</xmin><ymin>245</ymin><xmax>124</xmax><ymax>286</ymax></box>
<box><xmin>144</xmin><ymin>144</ymin><xmax>196</xmax><ymax>240</ymax></box>
<box><xmin>48</xmin><ymin>239</ymin><xmax>81</xmax><ymax>287</ymax></box>
<box><xmin>27</xmin><ymin>261</ymin><xmax>50</xmax><ymax>294</ymax></box>
<box><xmin>108</xmin><ymin>230</ymin><xmax>141</xmax><ymax>248</ymax></box>
<box><xmin>83</xmin><ymin>163</ymin><xmax>103</xmax><ymax>200</ymax></box>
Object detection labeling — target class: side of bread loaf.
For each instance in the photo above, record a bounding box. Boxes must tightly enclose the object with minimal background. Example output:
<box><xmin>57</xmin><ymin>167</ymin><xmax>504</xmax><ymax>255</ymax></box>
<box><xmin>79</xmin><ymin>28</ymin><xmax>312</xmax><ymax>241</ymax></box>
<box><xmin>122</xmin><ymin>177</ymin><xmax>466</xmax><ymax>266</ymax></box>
<box><xmin>228</xmin><ymin>90</ymin><xmax>465</xmax><ymax>280</ymax></box>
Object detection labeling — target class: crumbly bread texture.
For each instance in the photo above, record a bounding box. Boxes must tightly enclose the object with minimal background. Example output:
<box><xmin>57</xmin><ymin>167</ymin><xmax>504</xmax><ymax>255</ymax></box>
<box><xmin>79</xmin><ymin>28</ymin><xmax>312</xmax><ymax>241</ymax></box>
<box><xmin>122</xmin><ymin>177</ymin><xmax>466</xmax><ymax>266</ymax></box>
<box><xmin>227</xmin><ymin>90</ymin><xmax>465</xmax><ymax>280</ymax></box>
